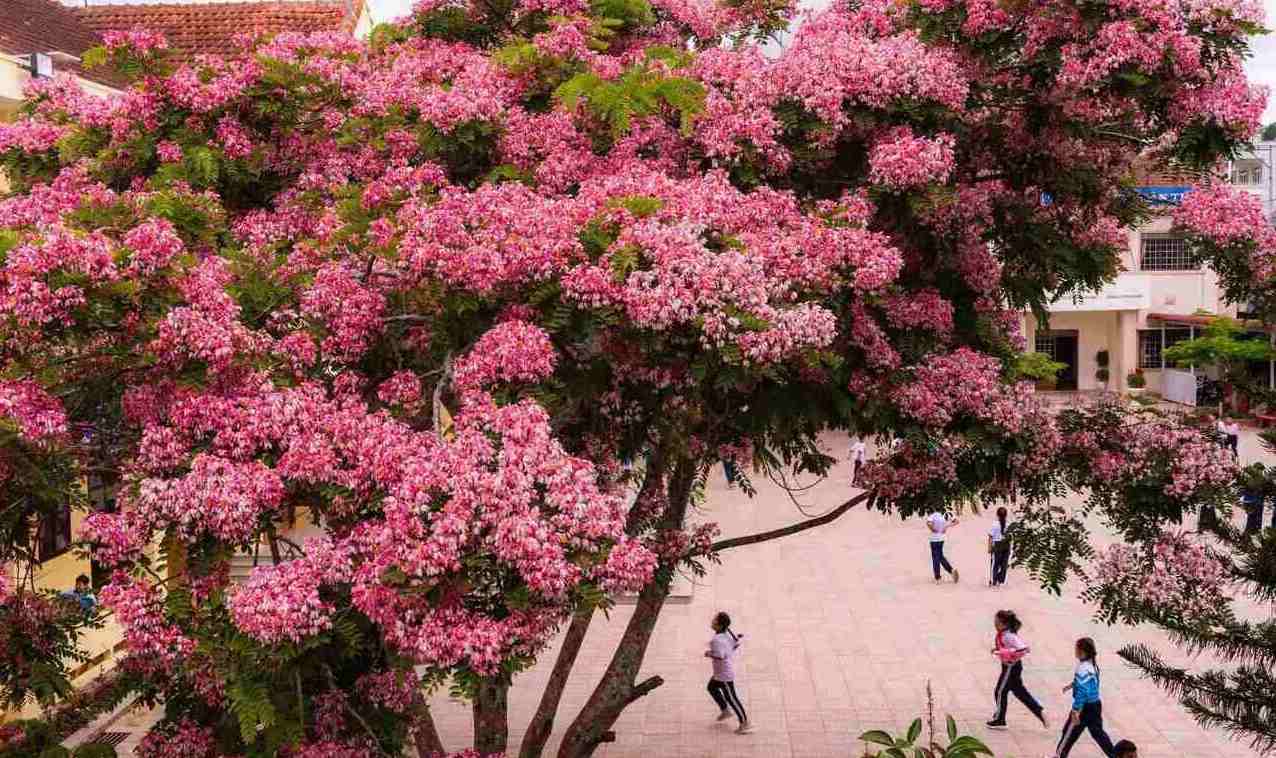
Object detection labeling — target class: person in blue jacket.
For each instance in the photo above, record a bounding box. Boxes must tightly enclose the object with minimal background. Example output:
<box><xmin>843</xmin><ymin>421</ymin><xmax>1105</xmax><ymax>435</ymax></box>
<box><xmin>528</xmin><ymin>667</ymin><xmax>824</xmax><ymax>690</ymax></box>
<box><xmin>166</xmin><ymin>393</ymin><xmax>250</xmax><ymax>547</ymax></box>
<box><xmin>1054</xmin><ymin>637</ymin><xmax>1117</xmax><ymax>758</ymax></box>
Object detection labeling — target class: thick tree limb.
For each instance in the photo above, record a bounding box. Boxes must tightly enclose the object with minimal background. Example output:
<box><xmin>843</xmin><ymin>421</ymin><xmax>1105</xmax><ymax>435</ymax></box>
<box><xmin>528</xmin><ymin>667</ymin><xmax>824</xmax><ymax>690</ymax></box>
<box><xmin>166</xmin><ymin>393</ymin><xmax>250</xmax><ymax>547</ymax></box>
<box><xmin>625</xmin><ymin>675</ymin><xmax>664</xmax><ymax>705</ymax></box>
<box><xmin>519</xmin><ymin>606</ymin><xmax>596</xmax><ymax>758</ymax></box>
<box><xmin>704</xmin><ymin>490</ymin><xmax>875</xmax><ymax>555</ymax></box>
<box><xmin>411</xmin><ymin>704</ymin><xmax>446</xmax><ymax>758</ymax></box>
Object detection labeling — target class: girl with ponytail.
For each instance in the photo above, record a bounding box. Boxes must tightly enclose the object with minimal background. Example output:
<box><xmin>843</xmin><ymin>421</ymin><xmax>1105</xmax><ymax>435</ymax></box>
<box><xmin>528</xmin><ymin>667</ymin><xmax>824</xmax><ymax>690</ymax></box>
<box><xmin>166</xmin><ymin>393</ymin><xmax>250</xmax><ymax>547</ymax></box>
<box><xmin>986</xmin><ymin>610</ymin><xmax>1048</xmax><ymax>731</ymax></box>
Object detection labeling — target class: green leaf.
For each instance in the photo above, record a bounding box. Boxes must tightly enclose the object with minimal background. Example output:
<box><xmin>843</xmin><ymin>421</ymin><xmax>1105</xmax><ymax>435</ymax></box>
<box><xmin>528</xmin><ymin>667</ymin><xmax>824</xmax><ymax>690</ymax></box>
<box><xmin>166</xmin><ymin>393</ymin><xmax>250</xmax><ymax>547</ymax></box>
<box><xmin>905</xmin><ymin>717</ymin><xmax>922</xmax><ymax>744</ymax></box>
<box><xmin>946</xmin><ymin>714</ymin><xmax>958</xmax><ymax>742</ymax></box>
<box><xmin>859</xmin><ymin>730</ymin><xmax>896</xmax><ymax>747</ymax></box>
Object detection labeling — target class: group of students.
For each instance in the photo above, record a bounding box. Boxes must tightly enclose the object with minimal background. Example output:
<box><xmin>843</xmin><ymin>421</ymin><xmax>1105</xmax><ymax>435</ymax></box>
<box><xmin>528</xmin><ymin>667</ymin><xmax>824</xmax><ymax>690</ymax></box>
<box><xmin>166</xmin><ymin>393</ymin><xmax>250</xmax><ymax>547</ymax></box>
<box><xmin>923</xmin><ymin>506</ymin><xmax>1014</xmax><ymax>587</ymax></box>
<box><xmin>704</xmin><ymin>607</ymin><xmax>1138</xmax><ymax>756</ymax></box>
<box><xmin>990</xmin><ymin>610</ymin><xmax>1138</xmax><ymax>758</ymax></box>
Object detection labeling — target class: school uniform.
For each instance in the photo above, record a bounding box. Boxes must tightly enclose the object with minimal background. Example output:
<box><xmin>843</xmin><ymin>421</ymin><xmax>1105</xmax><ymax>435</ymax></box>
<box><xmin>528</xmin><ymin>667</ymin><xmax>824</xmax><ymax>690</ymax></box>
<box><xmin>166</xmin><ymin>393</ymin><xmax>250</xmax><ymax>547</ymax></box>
<box><xmin>988</xmin><ymin>520</ymin><xmax>1011</xmax><ymax>586</ymax></box>
<box><xmin>706</xmin><ymin>631</ymin><xmax>748</xmax><ymax>724</ymax></box>
<box><xmin>926</xmin><ymin>512</ymin><xmax>957</xmax><ymax>581</ymax></box>
<box><xmin>1056</xmin><ymin>661</ymin><xmax>1117</xmax><ymax>758</ymax></box>
<box><xmin>850</xmin><ymin>441</ymin><xmax>866</xmax><ymax>484</ymax></box>
<box><xmin>988</xmin><ymin>629</ymin><xmax>1044</xmax><ymax>727</ymax></box>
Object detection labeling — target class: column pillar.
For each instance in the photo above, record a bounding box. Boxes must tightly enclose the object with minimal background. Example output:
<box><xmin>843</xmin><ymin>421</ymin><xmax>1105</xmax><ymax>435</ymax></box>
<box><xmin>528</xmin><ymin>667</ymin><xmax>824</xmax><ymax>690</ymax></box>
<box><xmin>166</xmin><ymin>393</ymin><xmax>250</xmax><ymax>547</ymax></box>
<box><xmin>1115</xmin><ymin>310</ymin><xmax>1137</xmax><ymax>392</ymax></box>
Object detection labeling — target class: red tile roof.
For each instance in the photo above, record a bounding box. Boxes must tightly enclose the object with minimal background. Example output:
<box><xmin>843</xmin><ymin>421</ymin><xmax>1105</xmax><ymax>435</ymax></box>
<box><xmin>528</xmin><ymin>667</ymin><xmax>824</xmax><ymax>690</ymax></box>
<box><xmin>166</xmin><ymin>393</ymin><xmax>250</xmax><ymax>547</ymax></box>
<box><xmin>0</xmin><ymin>0</ymin><xmax>118</xmax><ymax>86</ymax></box>
<box><xmin>75</xmin><ymin>1</ymin><xmax>358</xmax><ymax>60</ymax></box>
<box><xmin>1131</xmin><ymin>156</ymin><xmax>1207</xmax><ymax>188</ymax></box>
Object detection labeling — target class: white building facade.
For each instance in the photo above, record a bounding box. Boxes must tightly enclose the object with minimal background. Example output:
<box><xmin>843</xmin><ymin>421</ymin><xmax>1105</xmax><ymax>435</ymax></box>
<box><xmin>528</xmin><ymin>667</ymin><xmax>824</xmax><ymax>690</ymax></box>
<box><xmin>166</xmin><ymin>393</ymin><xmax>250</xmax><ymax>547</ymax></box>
<box><xmin>1026</xmin><ymin>146</ymin><xmax>1276</xmax><ymax>398</ymax></box>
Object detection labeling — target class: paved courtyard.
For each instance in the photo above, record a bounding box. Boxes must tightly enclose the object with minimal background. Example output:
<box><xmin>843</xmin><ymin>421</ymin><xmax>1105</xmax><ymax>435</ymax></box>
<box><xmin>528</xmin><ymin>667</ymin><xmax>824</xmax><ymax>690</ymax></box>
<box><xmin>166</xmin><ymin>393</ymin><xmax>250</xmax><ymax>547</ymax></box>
<box><xmin>421</xmin><ymin>428</ymin><xmax>1271</xmax><ymax>758</ymax></box>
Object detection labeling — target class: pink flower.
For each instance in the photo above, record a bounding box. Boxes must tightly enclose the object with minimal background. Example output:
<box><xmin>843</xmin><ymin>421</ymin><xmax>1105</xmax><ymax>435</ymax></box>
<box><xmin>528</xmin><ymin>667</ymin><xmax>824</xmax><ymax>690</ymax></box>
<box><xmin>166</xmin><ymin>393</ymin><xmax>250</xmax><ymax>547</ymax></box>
<box><xmin>868</xmin><ymin>128</ymin><xmax>956</xmax><ymax>189</ymax></box>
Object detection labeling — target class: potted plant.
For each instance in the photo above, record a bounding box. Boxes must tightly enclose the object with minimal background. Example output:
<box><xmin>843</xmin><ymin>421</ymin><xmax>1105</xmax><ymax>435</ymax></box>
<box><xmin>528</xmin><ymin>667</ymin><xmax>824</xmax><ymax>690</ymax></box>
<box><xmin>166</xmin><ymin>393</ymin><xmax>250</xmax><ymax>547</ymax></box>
<box><xmin>1095</xmin><ymin>350</ymin><xmax>1110</xmax><ymax>388</ymax></box>
<box><xmin>1127</xmin><ymin>368</ymin><xmax>1147</xmax><ymax>396</ymax></box>
<box><xmin>1013</xmin><ymin>351</ymin><xmax>1067</xmax><ymax>391</ymax></box>
<box><xmin>1096</xmin><ymin>367</ymin><xmax>1110</xmax><ymax>384</ymax></box>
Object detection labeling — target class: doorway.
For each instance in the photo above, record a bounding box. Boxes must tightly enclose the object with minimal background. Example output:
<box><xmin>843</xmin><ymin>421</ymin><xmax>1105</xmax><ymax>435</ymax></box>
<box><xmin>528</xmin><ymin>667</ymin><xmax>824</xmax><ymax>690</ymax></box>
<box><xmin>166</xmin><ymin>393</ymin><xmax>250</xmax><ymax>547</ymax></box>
<box><xmin>1035</xmin><ymin>330</ymin><xmax>1079</xmax><ymax>390</ymax></box>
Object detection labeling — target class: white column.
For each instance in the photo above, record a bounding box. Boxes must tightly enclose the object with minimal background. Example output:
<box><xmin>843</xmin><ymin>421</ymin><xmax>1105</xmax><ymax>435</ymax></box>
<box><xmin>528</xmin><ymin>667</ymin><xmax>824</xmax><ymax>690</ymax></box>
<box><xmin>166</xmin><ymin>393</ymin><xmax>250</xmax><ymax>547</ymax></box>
<box><xmin>1116</xmin><ymin>311</ymin><xmax>1137</xmax><ymax>391</ymax></box>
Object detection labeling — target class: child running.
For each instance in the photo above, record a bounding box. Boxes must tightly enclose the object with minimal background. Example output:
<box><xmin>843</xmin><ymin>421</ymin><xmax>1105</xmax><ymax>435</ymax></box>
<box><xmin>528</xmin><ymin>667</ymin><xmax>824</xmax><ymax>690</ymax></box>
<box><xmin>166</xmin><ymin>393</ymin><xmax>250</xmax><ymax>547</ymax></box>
<box><xmin>705</xmin><ymin>611</ymin><xmax>752</xmax><ymax>734</ymax></box>
<box><xmin>986</xmin><ymin>610</ymin><xmax>1048</xmax><ymax>730</ymax></box>
<box><xmin>1054</xmin><ymin>637</ymin><xmax>1118</xmax><ymax>758</ymax></box>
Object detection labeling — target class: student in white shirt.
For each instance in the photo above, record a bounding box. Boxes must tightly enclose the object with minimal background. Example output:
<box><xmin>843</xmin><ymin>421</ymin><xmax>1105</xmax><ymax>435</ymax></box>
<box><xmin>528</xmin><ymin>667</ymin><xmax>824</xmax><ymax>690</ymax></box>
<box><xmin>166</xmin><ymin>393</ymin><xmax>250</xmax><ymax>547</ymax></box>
<box><xmin>925</xmin><ymin>511</ymin><xmax>960</xmax><ymax>583</ymax></box>
<box><xmin>849</xmin><ymin>438</ymin><xmax>867</xmax><ymax>485</ymax></box>
<box><xmin>987</xmin><ymin>507</ymin><xmax>1011</xmax><ymax>587</ymax></box>
<box><xmin>704</xmin><ymin>611</ymin><xmax>752</xmax><ymax>734</ymax></box>
<box><xmin>1225</xmin><ymin>419</ymin><xmax>1241</xmax><ymax>458</ymax></box>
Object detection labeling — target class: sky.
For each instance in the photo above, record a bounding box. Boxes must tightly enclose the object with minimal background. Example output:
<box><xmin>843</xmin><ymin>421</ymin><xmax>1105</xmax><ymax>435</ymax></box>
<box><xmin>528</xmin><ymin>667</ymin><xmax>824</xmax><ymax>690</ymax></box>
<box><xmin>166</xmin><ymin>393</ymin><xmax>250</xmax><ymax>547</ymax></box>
<box><xmin>365</xmin><ymin>0</ymin><xmax>1276</xmax><ymax>123</ymax></box>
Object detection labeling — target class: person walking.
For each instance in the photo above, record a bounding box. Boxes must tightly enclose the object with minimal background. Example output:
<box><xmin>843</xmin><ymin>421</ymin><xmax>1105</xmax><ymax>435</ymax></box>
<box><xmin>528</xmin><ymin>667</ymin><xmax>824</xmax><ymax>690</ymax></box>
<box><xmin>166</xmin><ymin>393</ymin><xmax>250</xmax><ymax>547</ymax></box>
<box><xmin>1218</xmin><ymin>416</ymin><xmax>1240</xmax><ymax>458</ymax></box>
<box><xmin>1054</xmin><ymin>637</ymin><xmax>1118</xmax><ymax>758</ymax></box>
<box><xmin>988</xmin><ymin>507</ymin><xmax>1012</xmax><ymax>587</ymax></box>
<box><xmin>849</xmin><ymin>437</ymin><xmax>867</xmax><ymax>485</ymax></box>
<box><xmin>705</xmin><ymin>611</ymin><xmax>752</xmax><ymax>734</ymax></box>
<box><xmin>986</xmin><ymin>610</ymin><xmax>1048</xmax><ymax>730</ymax></box>
<box><xmin>926</xmin><ymin>510</ymin><xmax>960</xmax><ymax>583</ymax></box>
<box><xmin>1242</xmin><ymin>487</ymin><xmax>1265</xmax><ymax>535</ymax></box>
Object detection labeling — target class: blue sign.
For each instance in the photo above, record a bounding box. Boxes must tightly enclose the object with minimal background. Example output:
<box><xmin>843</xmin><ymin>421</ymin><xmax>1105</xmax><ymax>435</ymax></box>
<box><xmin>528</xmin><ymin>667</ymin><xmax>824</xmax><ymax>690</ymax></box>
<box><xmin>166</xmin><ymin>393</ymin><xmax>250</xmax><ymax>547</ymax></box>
<box><xmin>1136</xmin><ymin>186</ymin><xmax>1191</xmax><ymax>205</ymax></box>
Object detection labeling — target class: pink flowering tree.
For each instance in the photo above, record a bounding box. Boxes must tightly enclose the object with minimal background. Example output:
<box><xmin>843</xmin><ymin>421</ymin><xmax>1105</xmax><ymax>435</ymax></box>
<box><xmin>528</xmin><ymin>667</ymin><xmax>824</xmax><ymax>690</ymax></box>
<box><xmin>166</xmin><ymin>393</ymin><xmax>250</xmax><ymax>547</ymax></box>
<box><xmin>0</xmin><ymin>0</ymin><xmax>1269</xmax><ymax>752</ymax></box>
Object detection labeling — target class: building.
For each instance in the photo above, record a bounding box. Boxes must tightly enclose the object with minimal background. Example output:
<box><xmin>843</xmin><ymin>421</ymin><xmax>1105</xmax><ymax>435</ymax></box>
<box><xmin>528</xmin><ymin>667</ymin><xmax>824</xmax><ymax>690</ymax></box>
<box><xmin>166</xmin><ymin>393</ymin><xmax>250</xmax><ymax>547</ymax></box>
<box><xmin>1</xmin><ymin>0</ymin><xmax>120</xmax><ymax>123</ymax></box>
<box><xmin>1026</xmin><ymin>149</ymin><xmax>1276</xmax><ymax>401</ymax></box>
<box><xmin>71</xmin><ymin>0</ymin><xmax>373</xmax><ymax>59</ymax></box>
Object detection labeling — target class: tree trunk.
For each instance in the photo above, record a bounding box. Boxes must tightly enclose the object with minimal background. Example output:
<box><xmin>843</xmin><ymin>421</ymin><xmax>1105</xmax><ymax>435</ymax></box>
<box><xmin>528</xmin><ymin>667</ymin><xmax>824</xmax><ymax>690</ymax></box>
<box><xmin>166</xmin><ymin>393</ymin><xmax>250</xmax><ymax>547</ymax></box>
<box><xmin>473</xmin><ymin>677</ymin><xmax>511</xmax><ymax>755</ymax></box>
<box><xmin>519</xmin><ymin>606</ymin><xmax>595</xmax><ymax>758</ymax></box>
<box><xmin>555</xmin><ymin>457</ymin><xmax>697</xmax><ymax>758</ymax></box>
<box><xmin>411</xmin><ymin>703</ymin><xmax>445</xmax><ymax>758</ymax></box>
<box><xmin>519</xmin><ymin>444</ymin><xmax>674</xmax><ymax>758</ymax></box>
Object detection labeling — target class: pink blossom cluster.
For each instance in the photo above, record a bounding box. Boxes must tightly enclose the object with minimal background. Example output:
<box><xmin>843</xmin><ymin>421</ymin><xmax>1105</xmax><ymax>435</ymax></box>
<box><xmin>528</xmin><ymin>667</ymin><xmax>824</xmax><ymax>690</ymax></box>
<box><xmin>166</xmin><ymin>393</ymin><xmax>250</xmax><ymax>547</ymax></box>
<box><xmin>122</xmin><ymin>218</ymin><xmax>185</xmax><ymax>276</ymax></box>
<box><xmin>880</xmin><ymin>288</ymin><xmax>955</xmax><ymax>333</ymax></box>
<box><xmin>378</xmin><ymin>370</ymin><xmax>424</xmax><ymax>409</ymax></box>
<box><xmin>0</xmin><ymin>379</ymin><xmax>68</xmax><ymax>441</ymax></box>
<box><xmin>81</xmin><ymin>509</ymin><xmax>149</xmax><ymax>566</ymax></box>
<box><xmin>99</xmin><ymin>577</ymin><xmax>195</xmax><ymax>673</ymax></box>
<box><xmin>356</xmin><ymin>669</ymin><xmax>424</xmax><ymax>714</ymax></box>
<box><xmin>453</xmin><ymin>320</ymin><xmax>558</xmax><ymax>396</ymax></box>
<box><xmin>100</xmin><ymin>27</ymin><xmax>170</xmax><ymax>56</ymax></box>
<box><xmin>135</xmin><ymin>719</ymin><xmax>217</xmax><ymax>758</ymax></box>
<box><xmin>1095</xmin><ymin>532</ymin><xmax>1231</xmax><ymax>621</ymax></box>
<box><xmin>349</xmin><ymin>398</ymin><xmax>655</xmax><ymax>673</ymax></box>
<box><xmin>1076</xmin><ymin>414</ymin><xmax>1236</xmax><ymax>500</ymax></box>
<box><xmin>229</xmin><ymin>546</ymin><xmax>343</xmax><ymax>644</ymax></box>
<box><xmin>0</xmin><ymin>118</ymin><xmax>66</xmax><ymax>154</ymax></box>
<box><xmin>892</xmin><ymin>348</ymin><xmax>1005</xmax><ymax>426</ymax></box>
<box><xmin>1173</xmin><ymin>182</ymin><xmax>1276</xmax><ymax>277</ymax></box>
<box><xmin>134</xmin><ymin>454</ymin><xmax>285</xmax><ymax>543</ymax></box>
<box><xmin>867</xmin><ymin>129</ymin><xmax>956</xmax><ymax>189</ymax></box>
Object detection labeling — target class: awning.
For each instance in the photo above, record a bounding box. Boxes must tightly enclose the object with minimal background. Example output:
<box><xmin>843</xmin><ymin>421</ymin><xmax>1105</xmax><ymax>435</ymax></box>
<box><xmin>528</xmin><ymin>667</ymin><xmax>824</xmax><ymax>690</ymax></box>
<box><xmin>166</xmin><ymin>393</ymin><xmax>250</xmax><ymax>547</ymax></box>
<box><xmin>1147</xmin><ymin>313</ymin><xmax>1271</xmax><ymax>331</ymax></box>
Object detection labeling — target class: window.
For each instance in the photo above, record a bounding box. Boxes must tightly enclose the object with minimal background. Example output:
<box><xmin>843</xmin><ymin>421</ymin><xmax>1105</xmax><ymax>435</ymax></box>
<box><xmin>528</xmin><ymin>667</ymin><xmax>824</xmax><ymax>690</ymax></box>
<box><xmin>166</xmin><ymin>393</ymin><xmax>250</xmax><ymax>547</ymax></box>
<box><xmin>1138</xmin><ymin>327</ymin><xmax>1193</xmax><ymax>369</ymax></box>
<box><xmin>36</xmin><ymin>503</ymin><xmax>72</xmax><ymax>563</ymax></box>
<box><xmin>1140</xmin><ymin>235</ymin><xmax>1197</xmax><ymax>271</ymax></box>
<box><xmin>1231</xmin><ymin>159</ymin><xmax>1263</xmax><ymax>186</ymax></box>
<box><xmin>1034</xmin><ymin>333</ymin><xmax>1058</xmax><ymax>360</ymax></box>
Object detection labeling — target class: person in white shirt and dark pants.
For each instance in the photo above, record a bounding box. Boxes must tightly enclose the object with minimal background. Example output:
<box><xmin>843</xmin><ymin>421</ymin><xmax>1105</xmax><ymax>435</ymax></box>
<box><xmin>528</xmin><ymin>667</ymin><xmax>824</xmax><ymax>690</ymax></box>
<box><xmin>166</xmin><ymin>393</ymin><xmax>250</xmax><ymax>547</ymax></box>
<box><xmin>988</xmin><ymin>507</ymin><xmax>1011</xmax><ymax>587</ymax></box>
<box><xmin>926</xmin><ymin>511</ymin><xmax>960</xmax><ymax>583</ymax></box>
<box><xmin>705</xmin><ymin>611</ymin><xmax>752</xmax><ymax>734</ymax></box>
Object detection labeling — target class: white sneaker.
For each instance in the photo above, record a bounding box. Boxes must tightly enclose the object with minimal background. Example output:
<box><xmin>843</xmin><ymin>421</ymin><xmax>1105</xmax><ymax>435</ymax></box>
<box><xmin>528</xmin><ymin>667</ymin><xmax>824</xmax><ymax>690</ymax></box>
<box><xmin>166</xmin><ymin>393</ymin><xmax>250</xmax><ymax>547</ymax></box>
<box><xmin>736</xmin><ymin>722</ymin><xmax>754</xmax><ymax>735</ymax></box>
<box><xmin>717</xmin><ymin>709</ymin><xmax>731</xmax><ymax>721</ymax></box>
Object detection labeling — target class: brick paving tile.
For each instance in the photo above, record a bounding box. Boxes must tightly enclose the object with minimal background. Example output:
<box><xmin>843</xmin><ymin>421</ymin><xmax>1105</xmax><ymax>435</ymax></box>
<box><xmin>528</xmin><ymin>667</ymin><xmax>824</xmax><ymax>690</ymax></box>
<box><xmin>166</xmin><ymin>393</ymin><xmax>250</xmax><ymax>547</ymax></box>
<box><xmin>422</xmin><ymin>429</ymin><xmax>1268</xmax><ymax>758</ymax></box>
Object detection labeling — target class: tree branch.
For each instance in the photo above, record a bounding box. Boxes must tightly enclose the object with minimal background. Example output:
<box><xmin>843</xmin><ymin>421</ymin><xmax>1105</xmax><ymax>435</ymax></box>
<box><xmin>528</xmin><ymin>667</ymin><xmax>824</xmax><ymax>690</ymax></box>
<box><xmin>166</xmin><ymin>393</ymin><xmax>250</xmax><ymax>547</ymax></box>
<box><xmin>702</xmin><ymin>490</ymin><xmax>875</xmax><ymax>555</ymax></box>
<box><xmin>625</xmin><ymin>675</ymin><xmax>663</xmax><ymax>705</ymax></box>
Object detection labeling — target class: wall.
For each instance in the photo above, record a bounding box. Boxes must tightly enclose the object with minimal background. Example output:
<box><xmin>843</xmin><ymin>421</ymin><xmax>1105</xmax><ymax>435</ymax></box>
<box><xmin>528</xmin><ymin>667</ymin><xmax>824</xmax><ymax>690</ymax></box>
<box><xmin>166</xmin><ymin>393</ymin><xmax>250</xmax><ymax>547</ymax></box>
<box><xmin>1037</xmin><ymin>311</ymin><xmax>1118</xmax><ymax>391</ymax></box>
